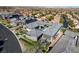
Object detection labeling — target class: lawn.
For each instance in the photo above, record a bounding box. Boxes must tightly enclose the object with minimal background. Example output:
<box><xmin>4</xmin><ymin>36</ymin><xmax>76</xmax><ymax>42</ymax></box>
<box><xmin>19</xmin><ymin>36</ymin><xmax>49</xmax><ymax>53</ymax></box>
<box><xmin>19</xmin><ymin>36</ymin><xmax>40</xmax><ymax>52</ymax></box>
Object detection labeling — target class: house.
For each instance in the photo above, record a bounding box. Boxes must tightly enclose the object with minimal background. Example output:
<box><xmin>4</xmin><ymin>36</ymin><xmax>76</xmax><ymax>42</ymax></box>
<box><xmin>26</xmin><ymin>29</ymin><xmax>43</xmax><ymax>41</ymax></box>
<box><xmin>26</xmin><ymin>21</ymin><xmax>39</xmax><ymax>29</ymax></box>
<box><xmin>10</xmin><ymin>18</ymin><xmax>17</xmax><ymax>26</ymax></box>
<box><xmin>10</xmin><ymin>18</ymin><xmax>25</xmax><ymax>26</ymax></box>
<box><xmin>42</xmin><ymin>23</ymin><xmax>62</xmax><ymax>43</ymax></box>
<box><xmin>25</xmin><ymin>16</ymin><xmax>37</xmax><ymax>24</ymax></box>
<box><xmin>9</xmin><ymin>14</ymin><xmax>26</xmax><ymax>26</ymax></box>
<box><xmin>0</xmin><ymin>12</ymin><xmax>14</xmax><ymax>19</ymax></box>
<box><xmin>25</xmin><ymin>20</ymin><xmax>52</xmax><ymax>41</ymax></box>
<box><xmin>26</xmin><ymin>20</ymin><xmax>62</xmax><ymax>42</ymax></box>
<box><xmin>26</xmin><ymin>20</ymin><xmax>53</xmax><ymax>31</ymax></box>
<box><xmin>25</xmin><ymin>17</ymin><xmax>62</xmax><ymax>42</ymax></box>
<box><xmin>0</xmin><ymin>12</ymin><xmax>24</xmax><ymax>20</ymax></box>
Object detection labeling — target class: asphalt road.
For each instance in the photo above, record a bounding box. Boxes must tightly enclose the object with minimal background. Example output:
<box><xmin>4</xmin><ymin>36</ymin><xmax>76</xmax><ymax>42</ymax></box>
<box><xmin>49</xmin><ymin>30</ymin><xmax>79</xmax><ymax>53</ymax></box>
<box><xmin>0</xmin><ymin>24</ymin><xmax>22</xmax><ymax>53</ymax></box>
<box><xmin>49</xmin><ymin>35</ymin><xmax>69</xmax><ymax>53</ymax></box>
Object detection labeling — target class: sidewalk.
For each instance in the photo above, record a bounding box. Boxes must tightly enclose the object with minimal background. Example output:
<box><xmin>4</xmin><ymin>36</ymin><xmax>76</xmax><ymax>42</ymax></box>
<box><xmin>48</xmin><ymin>32</ymin><xmax>63</xmax><ymax>48</ymax></box>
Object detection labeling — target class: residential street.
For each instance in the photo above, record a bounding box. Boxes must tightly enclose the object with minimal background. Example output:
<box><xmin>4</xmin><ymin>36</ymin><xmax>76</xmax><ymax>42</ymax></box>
<box><xmin>0</xmin><ymin>24</ymin><xmax>22</xmax><ymax>53</ymax></box>
<box><xmin>49</xmin><ymin>30</ymin><xmax>79</xmax><ymax>53</ymax></box>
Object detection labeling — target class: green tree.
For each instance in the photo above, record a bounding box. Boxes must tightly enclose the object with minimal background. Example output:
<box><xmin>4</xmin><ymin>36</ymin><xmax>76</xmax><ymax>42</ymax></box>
<box><xmin>60</xmin><ymin>17</ymin><xmax>64</xmax><ymax>24</ymax></box>
<box><xmin>47</xmin><ymin>16</ymin><xmax>54</xmax><ymax>21</ymax></box>
<box><xmin>68</xmin><ymin>18</ymin><xmax>75</xmax><ymax>27</ymax></box>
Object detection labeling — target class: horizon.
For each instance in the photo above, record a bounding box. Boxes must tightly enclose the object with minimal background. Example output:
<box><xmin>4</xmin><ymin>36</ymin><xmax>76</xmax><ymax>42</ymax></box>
<box><xmin>0</xmin><ymin>6</ymin><xmax>79</xmax><ymax>8</ymax></box>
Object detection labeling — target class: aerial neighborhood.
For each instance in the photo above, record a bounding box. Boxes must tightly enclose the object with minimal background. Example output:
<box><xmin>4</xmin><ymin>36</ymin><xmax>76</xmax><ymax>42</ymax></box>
<box><xmin>0</xmin><ymin>7</ymin><xmax>79</xmax><ymax>53</ymax></box>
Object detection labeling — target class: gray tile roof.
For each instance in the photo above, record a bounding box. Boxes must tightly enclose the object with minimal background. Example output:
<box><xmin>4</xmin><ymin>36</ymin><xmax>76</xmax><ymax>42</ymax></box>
<box><xmin>43</xmin><ymin>24</ymin><xmax>62</xmax><ymax>37</ymax></box>
<box><xmin>26</xmin><ymin>21</ymin><xmax>39</xmax><ymax>29</ymax></box>
<box><xmin>26</xmin><ymin>29</ymin><xmax>42</xmax><ymax>38</ymax></box>
<box><xmin>26</xmin><ymin>21</ymin><xmax>53</xmax><ymax>29</ymax></box>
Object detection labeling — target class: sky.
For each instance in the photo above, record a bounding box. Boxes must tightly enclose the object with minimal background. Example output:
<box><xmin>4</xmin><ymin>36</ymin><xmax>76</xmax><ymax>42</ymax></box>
<box><xmin>0</xmin><ymin>0</ymin><xmax>79</xmax><ymax>6</ymax></box>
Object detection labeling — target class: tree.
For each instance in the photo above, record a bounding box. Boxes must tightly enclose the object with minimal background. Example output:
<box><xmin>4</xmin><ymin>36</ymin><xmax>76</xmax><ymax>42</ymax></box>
<box><xmin>60</xmin><ymin>17</ymin><xmax>64</xmax><ymax>24</ymax></box>
<box><xmin>47</xmin><ymin>15</ymin><xmax>54</xmax><ymax>21</ymax></box>
<box><xmin>68</xmin><ymin>19</ymin><xmax>75</xmax><ymax>27</ymax></box>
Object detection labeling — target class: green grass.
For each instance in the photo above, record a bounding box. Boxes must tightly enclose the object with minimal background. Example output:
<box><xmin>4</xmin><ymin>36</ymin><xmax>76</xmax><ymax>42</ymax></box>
<box><xmin>20</xmin><ymin>37</ymin><xmax>37</xmax><ymax>46</ymax></box>
<box><xmin>19</xmin><ymin>36</ymin><xmax>49</xmax><ymax>53</ymax></box>
<box><xmin>41</xmin><ymin>45</ymin><xmax>49</xmax><ymax>53</ymax></box>
<box><xmin>19</xmin><ymin>36</ymin><xmax>39</xmax><ymax>48</ymax></box>
<box><xmin>61</xmin><ymin>28</ymin><xmax>66</xmax><ymax>33</ymax></box>
<box><xmin>0</xmin><ymin>19</ymin><xmax>14</xmax><ymax>29</ymax></box>
<box><xmin>20</xmin><ymin>38</ymin><xmax>35</xmax><ymax>48</ymax></box>
<box><xmin>19</xmin><ymin>37</ymin><xmax>40</xmax><ymax>52</ymax></box>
